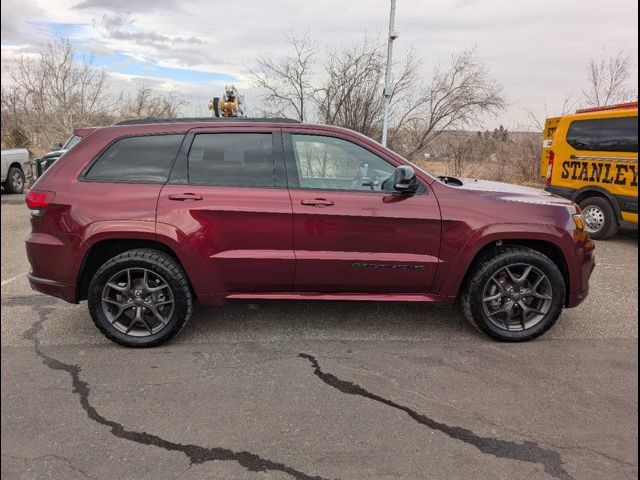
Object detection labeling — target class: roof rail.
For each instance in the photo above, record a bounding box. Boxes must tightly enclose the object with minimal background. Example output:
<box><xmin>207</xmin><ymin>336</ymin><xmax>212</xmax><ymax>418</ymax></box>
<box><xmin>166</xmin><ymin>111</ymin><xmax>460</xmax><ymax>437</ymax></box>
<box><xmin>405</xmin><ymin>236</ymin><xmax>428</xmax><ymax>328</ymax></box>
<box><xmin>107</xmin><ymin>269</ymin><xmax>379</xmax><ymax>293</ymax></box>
<box><xmin>113</xmin><ymin>117</ymin><xmax>302</xmax><ymax>126</ymax></box>
<box><xmin>575</xmin><ymin>101</ymin><xmax>638</xmax><ymax>114</ymax></box>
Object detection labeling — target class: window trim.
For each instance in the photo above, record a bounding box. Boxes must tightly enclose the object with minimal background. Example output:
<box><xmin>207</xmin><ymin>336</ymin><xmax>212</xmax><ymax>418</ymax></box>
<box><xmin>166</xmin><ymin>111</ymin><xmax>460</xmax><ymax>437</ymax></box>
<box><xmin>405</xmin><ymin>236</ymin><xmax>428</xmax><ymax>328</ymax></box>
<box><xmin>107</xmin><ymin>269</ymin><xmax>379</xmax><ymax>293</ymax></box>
<box><xmin>282</xmin><ymin>131</ymin><xmax>427</xmax><ymax>195</ymax></box>
<box><xmin>79</xmin><ymin>132</ymin><xmax>187</xmax><ymax>185</ymax></box>
<box><xmin>168</xmin><ymin>129</ymin><xmax>287</xmax><ymax>190</ymax></box>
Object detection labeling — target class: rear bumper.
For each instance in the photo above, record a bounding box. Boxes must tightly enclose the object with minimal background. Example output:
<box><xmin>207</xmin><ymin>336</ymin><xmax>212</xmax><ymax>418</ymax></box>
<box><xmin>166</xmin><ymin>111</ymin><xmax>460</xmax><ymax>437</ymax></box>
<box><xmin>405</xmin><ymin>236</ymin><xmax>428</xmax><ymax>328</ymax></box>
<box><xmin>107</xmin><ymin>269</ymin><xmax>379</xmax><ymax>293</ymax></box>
<box><xmin>27</xmin><ymin>273</ymin><xmax>76</xmax><ymax>303</ymax></box>
<box><xmin>25</xmin><ymin>232</ymin><xmax>81</xmax><ymax>303</ymax></box>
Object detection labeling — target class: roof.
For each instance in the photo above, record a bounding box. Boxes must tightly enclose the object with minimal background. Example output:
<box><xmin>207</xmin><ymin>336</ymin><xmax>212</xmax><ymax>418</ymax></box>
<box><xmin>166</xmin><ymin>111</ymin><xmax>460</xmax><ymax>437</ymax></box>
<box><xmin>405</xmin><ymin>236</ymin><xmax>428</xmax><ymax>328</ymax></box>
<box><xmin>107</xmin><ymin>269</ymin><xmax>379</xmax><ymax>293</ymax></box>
<box><xmin>73</xmin><ymin>128</ymin><xmax>97</xmax><ymax>137</ymax></box>
<box><xmin>575</xmin><ymin>101</ymin><xmax>638</xmax><ymax>114</ymax></box>
<box><xmin>113</xmin><ymin>117</ymin><xmax>302</xmax><ymax>126</ymax></box>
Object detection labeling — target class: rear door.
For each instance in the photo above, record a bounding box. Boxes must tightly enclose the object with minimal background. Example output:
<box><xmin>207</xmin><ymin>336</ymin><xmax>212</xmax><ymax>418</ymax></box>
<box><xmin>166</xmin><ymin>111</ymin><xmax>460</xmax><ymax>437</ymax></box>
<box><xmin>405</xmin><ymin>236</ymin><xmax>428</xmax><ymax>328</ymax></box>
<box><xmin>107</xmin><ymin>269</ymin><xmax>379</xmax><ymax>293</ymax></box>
<box><xmin>284</xmin><ymin>131</ymin><xmax>442</xmax><ymax>293</ymax></box>
<box><xmin>156</xmin><ymin>127</ymin><xmax>295</xmax><ymax>296</ymax></box>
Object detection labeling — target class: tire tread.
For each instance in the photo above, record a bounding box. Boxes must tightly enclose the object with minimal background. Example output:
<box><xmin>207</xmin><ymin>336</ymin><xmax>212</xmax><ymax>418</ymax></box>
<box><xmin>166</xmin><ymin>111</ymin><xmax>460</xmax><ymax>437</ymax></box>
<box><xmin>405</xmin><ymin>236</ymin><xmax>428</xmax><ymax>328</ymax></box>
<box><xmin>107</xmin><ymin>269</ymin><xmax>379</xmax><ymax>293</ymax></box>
<box><xmin>461</xmin><ymin>246</ymin><xmax>565</xmax><ymax>342</ymax></box>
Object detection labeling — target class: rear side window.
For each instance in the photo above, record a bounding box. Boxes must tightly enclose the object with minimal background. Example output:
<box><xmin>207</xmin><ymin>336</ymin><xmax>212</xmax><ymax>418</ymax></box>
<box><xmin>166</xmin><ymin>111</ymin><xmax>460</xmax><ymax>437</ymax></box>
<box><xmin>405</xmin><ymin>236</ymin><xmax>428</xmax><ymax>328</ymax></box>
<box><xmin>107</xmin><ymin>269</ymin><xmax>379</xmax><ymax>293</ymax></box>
<box><xmin>188</xmin><ymin>133</ymin><xmax>274</xmax><ymax>187</ymax></box>
<box><xmin>566</xmin><ymin>116</ymin><xmax>638</xmax><ymax>153</ymax></box>
<box><xmin>85</xmin><ymin>134</ymin><xmax>183</xmax><ymax>183</ymax></box>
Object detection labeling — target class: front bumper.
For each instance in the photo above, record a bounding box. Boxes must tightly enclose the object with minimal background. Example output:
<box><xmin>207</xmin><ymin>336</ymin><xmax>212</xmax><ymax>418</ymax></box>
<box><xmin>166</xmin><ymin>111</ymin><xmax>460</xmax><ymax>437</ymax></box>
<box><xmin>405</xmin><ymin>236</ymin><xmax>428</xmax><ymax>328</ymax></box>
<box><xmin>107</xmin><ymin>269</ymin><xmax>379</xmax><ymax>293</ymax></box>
<box><xmin>565</xmin><ymin>232</ymin><xmax>596</xmax><ymax>308</ymax></box>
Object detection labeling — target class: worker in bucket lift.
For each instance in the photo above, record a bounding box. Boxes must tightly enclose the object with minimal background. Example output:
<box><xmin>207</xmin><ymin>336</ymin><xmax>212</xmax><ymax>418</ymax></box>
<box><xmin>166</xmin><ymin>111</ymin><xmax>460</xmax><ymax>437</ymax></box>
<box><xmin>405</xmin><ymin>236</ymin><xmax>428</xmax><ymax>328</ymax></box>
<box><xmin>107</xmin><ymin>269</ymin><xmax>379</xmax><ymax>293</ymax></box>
<box><xmin>208</xmin><ymin>85</ymin><xmax>245</xmax><ymax>118</ymax></box>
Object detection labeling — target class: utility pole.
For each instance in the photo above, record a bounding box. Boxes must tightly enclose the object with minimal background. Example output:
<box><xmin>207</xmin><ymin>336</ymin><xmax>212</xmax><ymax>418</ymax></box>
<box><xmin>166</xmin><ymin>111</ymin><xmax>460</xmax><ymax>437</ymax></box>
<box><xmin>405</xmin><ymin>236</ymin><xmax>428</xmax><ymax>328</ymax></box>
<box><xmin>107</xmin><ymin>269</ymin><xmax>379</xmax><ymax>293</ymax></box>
<box><xmin>381</xmin><ymin>0</ymin><xmax>398</xmax><ymax>147</ymax></box>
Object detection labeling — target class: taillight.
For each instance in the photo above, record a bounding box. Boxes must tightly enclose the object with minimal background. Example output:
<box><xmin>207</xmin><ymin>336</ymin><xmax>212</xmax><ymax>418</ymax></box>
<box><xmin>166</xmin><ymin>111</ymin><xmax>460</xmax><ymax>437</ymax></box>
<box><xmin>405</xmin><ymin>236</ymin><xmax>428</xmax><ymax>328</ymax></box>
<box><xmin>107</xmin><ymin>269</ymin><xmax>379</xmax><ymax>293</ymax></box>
<box><xmin>545</xmin><ymin>150</ymin><xmax>555</xmax><ymax>186</ymax></box>
<box><xmin>26</xmin><ymin>190</ymin><xmax>55</xmax><ymax>214</ymax></box>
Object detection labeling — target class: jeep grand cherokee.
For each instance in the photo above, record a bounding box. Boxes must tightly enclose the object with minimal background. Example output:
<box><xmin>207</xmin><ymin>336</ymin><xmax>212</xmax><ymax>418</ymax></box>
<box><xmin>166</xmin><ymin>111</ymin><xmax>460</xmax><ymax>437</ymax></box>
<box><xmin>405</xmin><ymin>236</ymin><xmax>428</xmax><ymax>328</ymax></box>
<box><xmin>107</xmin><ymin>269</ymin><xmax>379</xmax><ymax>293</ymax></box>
<box><xmin>26</xmin><ymin>118</ymin><xmax>596</xmax><ymax>347</ymax></box>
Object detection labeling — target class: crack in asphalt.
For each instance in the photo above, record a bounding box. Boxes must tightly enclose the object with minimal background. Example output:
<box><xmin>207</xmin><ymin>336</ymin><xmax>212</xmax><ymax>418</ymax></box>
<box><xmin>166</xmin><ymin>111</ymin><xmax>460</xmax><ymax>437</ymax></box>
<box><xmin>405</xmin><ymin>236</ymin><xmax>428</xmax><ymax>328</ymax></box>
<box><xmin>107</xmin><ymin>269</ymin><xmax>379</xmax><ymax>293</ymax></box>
<box><xmin>18</xmin><ymin>302</ymin><xmax>329</xmax><ymax>480</ymax></box>
<box><xmin>299</xmin><ymin>353</ymin><xmax>573</xmax><ymax>480</ymax></box>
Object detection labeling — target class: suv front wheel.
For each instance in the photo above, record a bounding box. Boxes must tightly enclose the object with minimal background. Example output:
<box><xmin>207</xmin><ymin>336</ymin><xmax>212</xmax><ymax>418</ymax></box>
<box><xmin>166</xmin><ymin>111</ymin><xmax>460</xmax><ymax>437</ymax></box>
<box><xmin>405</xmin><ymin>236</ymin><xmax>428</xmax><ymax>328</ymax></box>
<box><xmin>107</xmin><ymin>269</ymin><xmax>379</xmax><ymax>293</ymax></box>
<box><xmin>88</xmin><ymin>249</ymin><xmax>193</xmax><ymax>347</ymax></box>
<box><xmin>461</xmin><ymin>247</ymin><xmax>566</xmax><ymax>341</ymax></box>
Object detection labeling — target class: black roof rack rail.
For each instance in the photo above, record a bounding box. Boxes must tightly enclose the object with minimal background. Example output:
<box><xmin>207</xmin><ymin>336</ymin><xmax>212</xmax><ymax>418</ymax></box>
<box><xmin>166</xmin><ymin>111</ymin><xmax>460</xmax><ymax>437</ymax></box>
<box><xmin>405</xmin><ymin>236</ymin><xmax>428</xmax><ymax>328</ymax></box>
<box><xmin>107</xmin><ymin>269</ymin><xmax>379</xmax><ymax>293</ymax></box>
<box><xmin>113</xmin><ymin>117</ymin><xmax>302</xmax><ymax>126</ymax></box>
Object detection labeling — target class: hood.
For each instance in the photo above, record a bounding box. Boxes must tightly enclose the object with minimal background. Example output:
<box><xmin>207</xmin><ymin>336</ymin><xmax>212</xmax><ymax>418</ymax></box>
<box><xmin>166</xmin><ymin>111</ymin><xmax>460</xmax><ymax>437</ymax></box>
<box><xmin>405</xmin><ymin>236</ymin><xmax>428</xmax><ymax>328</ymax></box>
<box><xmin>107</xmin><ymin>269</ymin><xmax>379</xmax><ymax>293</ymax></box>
<box><xmin>450</xmin><ymin>178</ymin><xmax>576</xmax><ymax>208</ymax></box>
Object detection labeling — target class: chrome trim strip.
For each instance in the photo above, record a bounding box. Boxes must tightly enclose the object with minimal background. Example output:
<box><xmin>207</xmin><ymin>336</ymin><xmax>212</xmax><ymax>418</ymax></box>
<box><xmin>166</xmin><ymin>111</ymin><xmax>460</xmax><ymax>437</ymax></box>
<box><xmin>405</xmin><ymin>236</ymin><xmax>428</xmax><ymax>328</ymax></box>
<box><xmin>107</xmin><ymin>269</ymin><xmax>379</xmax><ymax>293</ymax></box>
<box><xmin>570</xmin><ymin>155</ymin><xmax>638</xmax><ymax>162</ymax></box>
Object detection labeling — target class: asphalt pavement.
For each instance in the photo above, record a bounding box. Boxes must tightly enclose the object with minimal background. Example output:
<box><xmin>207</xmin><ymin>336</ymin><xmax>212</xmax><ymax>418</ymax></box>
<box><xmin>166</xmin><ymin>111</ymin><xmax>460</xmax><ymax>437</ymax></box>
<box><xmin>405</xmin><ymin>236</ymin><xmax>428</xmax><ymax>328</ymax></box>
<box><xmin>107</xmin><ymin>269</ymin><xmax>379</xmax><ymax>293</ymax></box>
<box><xmin>1</xmin><ymin>192</ymin><xmax>638</xmax><ymax>480</ymax></box>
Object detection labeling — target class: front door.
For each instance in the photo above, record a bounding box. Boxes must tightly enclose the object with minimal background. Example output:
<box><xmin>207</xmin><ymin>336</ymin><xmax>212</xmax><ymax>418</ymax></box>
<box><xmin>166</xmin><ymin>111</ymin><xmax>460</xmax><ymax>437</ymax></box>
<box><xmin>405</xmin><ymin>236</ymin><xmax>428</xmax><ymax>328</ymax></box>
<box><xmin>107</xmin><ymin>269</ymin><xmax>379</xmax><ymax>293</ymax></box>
<box><xmin>284</xmin><ymin>132</ymin><xmax>442</xmax><ymax>293</ymax></box>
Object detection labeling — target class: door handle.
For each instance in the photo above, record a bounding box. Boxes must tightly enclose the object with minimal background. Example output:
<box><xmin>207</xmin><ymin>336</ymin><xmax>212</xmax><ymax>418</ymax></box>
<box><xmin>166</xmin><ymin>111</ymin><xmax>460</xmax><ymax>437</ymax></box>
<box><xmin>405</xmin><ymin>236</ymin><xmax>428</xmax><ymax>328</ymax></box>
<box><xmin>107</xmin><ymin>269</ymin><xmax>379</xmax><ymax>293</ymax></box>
<box><xmin>301</xmin><ymin>198</ymin><xmax>334</xmax><ymax>207</ymax></box>
<box><xmin>168</xmin><ymin>193</ymin><xmax>203</xmax><ymax>201</ymax></box>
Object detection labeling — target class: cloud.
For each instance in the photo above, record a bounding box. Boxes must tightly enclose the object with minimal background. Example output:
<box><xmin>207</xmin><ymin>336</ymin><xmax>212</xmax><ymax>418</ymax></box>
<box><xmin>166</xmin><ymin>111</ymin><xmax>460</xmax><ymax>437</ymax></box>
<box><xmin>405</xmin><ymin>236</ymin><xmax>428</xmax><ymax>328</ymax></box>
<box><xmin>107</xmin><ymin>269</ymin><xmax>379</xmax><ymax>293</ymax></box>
<box><xmin>73</xmin><ymin>0</ymin><xmax>181</xmax><ymax>12</ymax></box>
<box><xmin>1</xmin><ymin>0</ymin><xmax>638</xmax><ymax>127</ymax></box>
<box><xmin>0</xmin><ymin>0</ymin><xmax>47</xmax><ymax>44</ymax></box>
<box><xmin>99</xmin><ymin>13</ymin><xmax>130</xmax><ymax>30</ymax></box>
<box><xmin>107</xmin><ymin>30</ymin><xmax>206</xmax><ymax>45</ymax></box>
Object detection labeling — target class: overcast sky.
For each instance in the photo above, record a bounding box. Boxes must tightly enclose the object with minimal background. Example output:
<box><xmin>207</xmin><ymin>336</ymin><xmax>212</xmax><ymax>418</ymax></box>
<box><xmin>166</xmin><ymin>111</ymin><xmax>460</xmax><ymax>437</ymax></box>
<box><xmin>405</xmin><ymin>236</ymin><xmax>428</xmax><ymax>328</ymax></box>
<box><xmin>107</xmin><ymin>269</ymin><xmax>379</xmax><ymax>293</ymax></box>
<box><xmin>1</xmin><ymin>0</ymin><xmax>638</xmax><ymax>128</ymax></box>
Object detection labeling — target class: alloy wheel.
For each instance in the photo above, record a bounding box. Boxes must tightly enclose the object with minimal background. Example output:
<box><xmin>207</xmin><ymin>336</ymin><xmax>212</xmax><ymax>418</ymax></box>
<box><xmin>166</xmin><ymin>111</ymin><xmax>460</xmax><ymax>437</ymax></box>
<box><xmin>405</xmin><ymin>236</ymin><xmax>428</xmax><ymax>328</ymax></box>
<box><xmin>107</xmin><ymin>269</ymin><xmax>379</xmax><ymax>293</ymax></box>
<box><xmin>482</xmin><ymin>263</ymin><xmax>553</xmax><ymax>332</ymax></box>
<box><xmin>101</xmin><ymin>268</ymin><xmax>175</xmax><ymax>337</ymax></box>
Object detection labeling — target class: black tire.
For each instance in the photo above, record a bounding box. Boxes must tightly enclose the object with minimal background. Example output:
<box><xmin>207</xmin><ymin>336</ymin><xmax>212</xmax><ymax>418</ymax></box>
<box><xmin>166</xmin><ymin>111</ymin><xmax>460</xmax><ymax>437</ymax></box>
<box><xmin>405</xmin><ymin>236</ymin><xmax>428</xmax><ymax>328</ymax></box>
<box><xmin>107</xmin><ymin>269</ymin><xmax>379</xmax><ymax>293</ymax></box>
<box><xmin>461</xmin><ymin>246</ymin><xmax>566</xmax><ymax>342</ymax></box>
<box><xmin>4</xmin><ymin>166</ymin><xmax>25</xmax><ymax>194</ymax></box>
<box><xmin>578</xmin><ymin>196</ymin><xmax>619</xmax><ymax>240</ymax></box>
<box><xmin>88</xmin><ymin>249</ymin><xmax>193</xmax><ymax>347</ymax></box>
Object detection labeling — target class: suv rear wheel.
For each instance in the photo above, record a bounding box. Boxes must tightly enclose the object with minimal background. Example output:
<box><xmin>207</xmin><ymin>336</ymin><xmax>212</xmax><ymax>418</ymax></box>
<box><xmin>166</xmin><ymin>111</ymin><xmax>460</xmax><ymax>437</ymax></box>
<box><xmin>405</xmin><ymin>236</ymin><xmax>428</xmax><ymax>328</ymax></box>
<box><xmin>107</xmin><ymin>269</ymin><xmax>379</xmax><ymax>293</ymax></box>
<box><xmin>461</xmin><ymin>247</ymin><xmax>565</xmax><ymax>342</ymax></box>
<box><xmin>579</xmin><ymin>196</ymin><xmax>619</xmax><ymax>240</ymax></box>
<box><xmin>88</xmin><ymin>249</ymin><xmax>193</xmax><ymax>347</ymax></box>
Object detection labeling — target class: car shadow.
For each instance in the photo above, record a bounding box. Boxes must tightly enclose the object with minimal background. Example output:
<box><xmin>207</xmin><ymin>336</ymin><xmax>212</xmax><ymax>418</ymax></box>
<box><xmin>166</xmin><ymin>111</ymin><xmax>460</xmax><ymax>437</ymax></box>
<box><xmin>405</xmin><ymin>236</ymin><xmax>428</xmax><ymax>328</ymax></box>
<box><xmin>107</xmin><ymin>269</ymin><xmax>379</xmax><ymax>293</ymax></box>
<box><xmin>180</xmin><ymin>300</ymin><xmax>483</xmax><ymax>343</ymax></box>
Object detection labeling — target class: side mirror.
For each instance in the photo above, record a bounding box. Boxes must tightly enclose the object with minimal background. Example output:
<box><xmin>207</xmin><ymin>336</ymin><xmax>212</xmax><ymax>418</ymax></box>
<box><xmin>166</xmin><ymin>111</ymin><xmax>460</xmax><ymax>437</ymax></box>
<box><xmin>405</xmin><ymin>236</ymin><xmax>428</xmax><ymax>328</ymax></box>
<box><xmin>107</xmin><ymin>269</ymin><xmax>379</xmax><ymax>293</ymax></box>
<box><xmin>394</xmin><ymin>165</ymin><xmax>418</xmax><ymax>193</ymax></box>
<box><xmin>50</xmin><ymin>142</ymin><xmax>63</xmax><ymax>151</ymax></box>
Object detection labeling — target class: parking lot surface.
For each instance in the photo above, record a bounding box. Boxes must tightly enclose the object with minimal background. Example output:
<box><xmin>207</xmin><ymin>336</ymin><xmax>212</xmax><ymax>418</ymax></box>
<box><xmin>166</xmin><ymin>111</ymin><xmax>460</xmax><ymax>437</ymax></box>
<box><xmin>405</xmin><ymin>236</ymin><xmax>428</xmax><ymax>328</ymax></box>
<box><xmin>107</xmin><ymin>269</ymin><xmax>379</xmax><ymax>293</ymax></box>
<box><xmin>1</xmin><ymin>192</ymin><xmax>638</xmax><ymax>480</ymax></box>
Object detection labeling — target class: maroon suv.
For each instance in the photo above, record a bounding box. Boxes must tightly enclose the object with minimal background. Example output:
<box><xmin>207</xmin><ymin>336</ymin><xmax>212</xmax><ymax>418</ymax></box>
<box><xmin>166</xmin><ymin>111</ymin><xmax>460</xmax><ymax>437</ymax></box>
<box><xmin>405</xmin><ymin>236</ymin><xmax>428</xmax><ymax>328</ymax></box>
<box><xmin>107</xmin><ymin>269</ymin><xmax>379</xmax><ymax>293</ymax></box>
<box><xmin>26</xmin><ymin>118</ymin><xmax>595</xmax><ymax>347</ymax></box>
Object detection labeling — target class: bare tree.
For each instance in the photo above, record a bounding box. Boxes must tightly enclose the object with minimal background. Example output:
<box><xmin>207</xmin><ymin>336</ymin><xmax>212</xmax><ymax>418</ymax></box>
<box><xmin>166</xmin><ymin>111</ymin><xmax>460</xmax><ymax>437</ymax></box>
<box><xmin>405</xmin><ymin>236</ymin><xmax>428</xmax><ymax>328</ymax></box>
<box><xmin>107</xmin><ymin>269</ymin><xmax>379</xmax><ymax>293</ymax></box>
<box><xmin>118</xmin><ymin>85</ymin><xmax>183</xmax><ymax>119</ymax></box>
<box><xmin>524</xmin><ymin>94</ymin><xmax>577</xmax><ymax>131</ymax></box>
<box><xmin>1</xmin><ymin>39</ymin><xmax>112</xmax><ymax>151</ymax></box>
<box><xmin>582</xmin><ymin>51</ymin><xmax>637</xmax><ymax>107</ymax></box>
<box><xmin>315</xmin><ymin>38</ymin><xmax>419</xmax><ymax>139</ymax></box>
<box><xmin>249</xmin><ymin>33</ymin><xmax>317</xmax><ymax>121</ymax></box>
<box><xmin>390</xmin><ymin>49</ymin><xmax>505</xmax><ymax>159</ymax></box>
<box><xmin>1</xmin><ymin>39</ymin><xmax>187</xmax><ymax>153</ymax></box>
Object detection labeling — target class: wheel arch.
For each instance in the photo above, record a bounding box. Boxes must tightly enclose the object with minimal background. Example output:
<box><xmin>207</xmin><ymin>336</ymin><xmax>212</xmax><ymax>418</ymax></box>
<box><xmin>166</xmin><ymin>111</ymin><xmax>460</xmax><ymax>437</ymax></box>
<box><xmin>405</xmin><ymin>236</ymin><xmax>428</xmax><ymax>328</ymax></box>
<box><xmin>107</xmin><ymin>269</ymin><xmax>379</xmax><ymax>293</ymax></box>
<box><xmin>572</xmin><ymin>186</ymin><xmax>622</xmax><ymax>222</ymax></box>
<box><xmin>76</xmin><ymin>238</ymin><xmax>191</xmax><ymax>302</ymax></box>
<box><xmin>458</xmin><ymin>239</ymin><xmax>571</xmax><ymax>307</ymax></box>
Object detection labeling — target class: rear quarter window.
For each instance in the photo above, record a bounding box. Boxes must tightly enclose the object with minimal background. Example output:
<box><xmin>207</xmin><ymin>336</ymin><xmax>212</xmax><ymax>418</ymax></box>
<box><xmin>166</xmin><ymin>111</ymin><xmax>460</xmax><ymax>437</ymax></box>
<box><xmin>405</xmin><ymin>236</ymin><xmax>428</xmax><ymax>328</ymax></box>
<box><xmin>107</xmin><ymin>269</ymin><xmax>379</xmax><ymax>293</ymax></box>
<box><xmin>85</xmin><ymin>134</ymin><xmax>183</xmax><ymax>183</ymax></box>
<box><xmin>566</xmin><ymin>116</ymin><xmax>638</xmax><ymax>153</ymax></box>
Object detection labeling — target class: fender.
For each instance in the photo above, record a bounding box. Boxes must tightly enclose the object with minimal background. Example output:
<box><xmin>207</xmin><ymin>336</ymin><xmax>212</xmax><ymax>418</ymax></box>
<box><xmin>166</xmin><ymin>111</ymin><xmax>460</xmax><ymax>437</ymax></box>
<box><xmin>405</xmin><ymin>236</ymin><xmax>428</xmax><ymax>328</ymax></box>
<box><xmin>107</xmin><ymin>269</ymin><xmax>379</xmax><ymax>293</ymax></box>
<box><xmin>74</xmin><ymin>220</ymin><xmax>160</xmax><ymax>301</ymax></box>
<box><xmin>435</xmin><ymin>222</ymin><xmax>573</xmax><ymax>299</ymax></box>
<box><xmin>80</xmin><ymin>220</ymin><xmax>156</xmax><ymax>246</ymax></box>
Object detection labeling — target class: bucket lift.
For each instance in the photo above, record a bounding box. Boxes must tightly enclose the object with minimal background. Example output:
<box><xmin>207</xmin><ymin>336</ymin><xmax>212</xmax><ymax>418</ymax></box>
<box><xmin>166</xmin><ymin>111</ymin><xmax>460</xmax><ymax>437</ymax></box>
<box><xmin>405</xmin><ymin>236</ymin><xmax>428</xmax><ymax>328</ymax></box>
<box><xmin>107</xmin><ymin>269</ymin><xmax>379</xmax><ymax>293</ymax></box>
<box><xmin>209</xmin><ymin>85</ymin><xmax>245</xmax><ymax>117</ymax></box>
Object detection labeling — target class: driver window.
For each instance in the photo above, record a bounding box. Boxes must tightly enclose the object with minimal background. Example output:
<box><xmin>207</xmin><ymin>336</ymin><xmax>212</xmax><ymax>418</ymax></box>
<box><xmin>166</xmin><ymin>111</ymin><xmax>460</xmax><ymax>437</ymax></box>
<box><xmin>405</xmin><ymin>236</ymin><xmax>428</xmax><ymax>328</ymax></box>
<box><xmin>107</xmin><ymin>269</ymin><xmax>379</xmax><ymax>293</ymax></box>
<box><xmin>291</xmin><ymin>134</ymin><xmax>396</xmax><ymax>192</ymax></box>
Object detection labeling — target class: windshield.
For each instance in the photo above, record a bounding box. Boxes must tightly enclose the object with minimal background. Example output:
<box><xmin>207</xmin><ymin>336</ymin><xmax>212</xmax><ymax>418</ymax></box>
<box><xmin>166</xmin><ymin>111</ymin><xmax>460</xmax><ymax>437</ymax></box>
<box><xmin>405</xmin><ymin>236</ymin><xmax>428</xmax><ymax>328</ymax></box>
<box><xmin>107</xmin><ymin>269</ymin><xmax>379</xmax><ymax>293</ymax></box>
<box><xmin>62</xmin><ymin>135</ymin><xmax>83</xmax><ymax>150</ymax></box>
